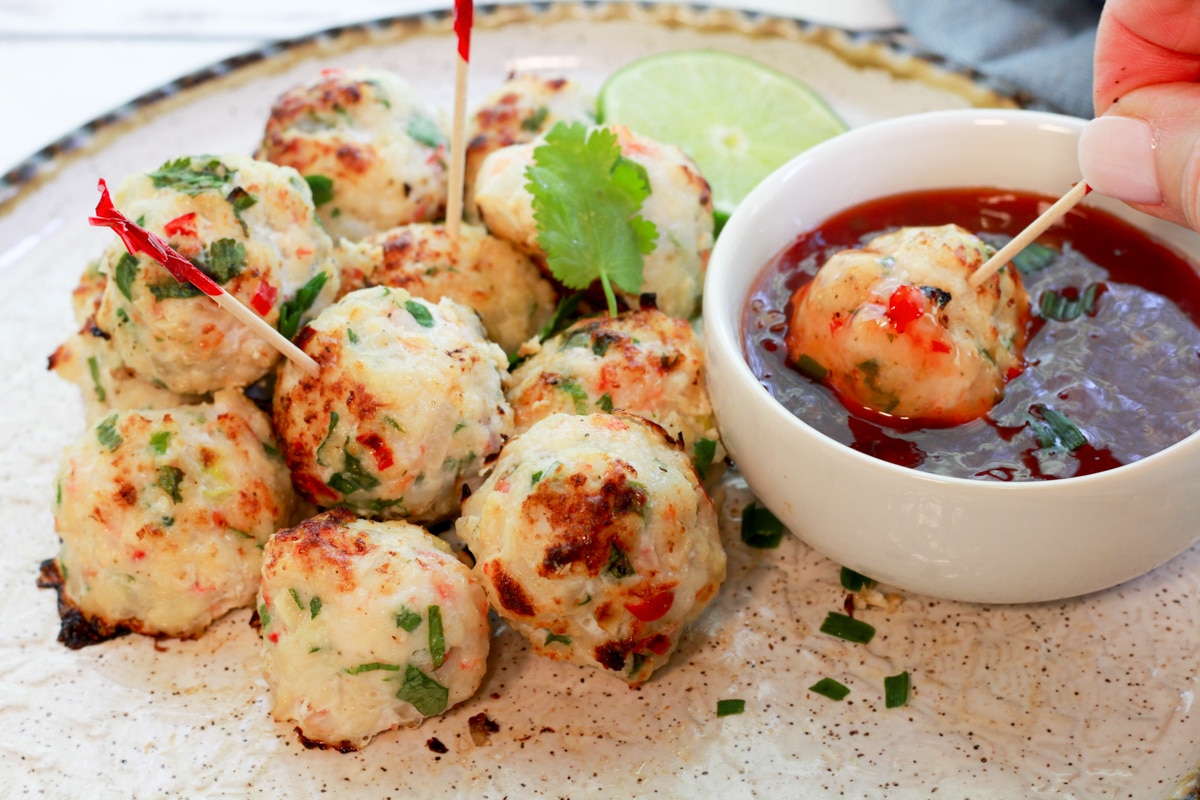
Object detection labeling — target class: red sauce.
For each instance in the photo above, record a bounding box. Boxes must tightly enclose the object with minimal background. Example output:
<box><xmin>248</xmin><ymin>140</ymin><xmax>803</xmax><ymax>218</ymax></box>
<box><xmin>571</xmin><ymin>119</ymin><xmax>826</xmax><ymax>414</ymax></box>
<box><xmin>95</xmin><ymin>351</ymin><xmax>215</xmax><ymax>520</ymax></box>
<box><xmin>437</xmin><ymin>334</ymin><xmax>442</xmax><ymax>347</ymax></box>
<box><xmin>743</xmin><ymin>188</ymin><xmax>1200</xmax><ymax>481</ymax></box>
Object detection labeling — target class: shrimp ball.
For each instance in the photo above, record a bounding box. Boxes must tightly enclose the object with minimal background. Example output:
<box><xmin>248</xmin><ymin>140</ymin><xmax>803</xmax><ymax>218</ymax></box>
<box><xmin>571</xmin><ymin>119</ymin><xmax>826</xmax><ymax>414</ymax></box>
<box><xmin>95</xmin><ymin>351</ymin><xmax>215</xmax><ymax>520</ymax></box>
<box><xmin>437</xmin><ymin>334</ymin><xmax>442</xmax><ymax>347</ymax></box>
<box><xmin>508</xmin><ymin>309</ymin><xmax>722</xmax><ymax>466</ymax></box>
<box><xmin>258</xmin><ymin>508</ymin><xmax>490</xmax><ymax>751</ymax></box>
<box><xmin>473</xmin><ymin>124</ymin><xmax>714</xmax><ymax>319</ymax></box>
<box><xmin>464</xmin><ymin>73</ymin><xmax>595</xmax><ymax>220</ymax></box>
<box><xmin>273</xmin><ymin>287</ymin><xmax>513</xmax><ymax>523</ymax></box>
<box><xmin>46</xmin><ymin>390</ymin><xmax>295</xmax><ymax>645</ymax></box>
<box><xmin>92</xmin><ymin>153</ymin><xmax>340</xmax><ymax>396</ymax></box>
<box><xmin>785</xmin><ymin>224</ymin><xmax>1031</xmax><ymax>426</ymax></box>
<box><xmin>48</xmin><ymin>318</ymin><xmax>202</xmax><ymax>424</ymax></box>
<box><xmin>335</xmin><ymin>222</ymin><xmax>558</xmax><ymax>354</ymax></box>
<box><xmin>456</xmin><ymin>412</ymin><xmax>726</xmax><ymax>687</ymax></box>
<box><xmin>258</xmin><ymin>67</ymin><xmax>449</xmax><ymax>241</ymax></box>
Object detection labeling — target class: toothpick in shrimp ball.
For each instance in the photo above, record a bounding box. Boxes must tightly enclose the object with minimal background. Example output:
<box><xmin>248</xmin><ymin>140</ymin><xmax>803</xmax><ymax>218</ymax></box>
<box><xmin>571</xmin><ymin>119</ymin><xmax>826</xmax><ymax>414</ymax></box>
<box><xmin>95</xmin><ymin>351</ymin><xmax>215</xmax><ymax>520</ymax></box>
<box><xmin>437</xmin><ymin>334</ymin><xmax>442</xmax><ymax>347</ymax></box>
<box><xmin>258</xmin><ymin>67</ymin><xmax>450</xmax><ymax>242</ymax></box>
<box><xmin>92</xmin><ymin>154</ymin><xmax>340</xmax><ymax>396</ymax></box>
<box><xmin>785</xmin><ymin>224</ymin><xmax>1031</xmax><ymax>426</ymax></box>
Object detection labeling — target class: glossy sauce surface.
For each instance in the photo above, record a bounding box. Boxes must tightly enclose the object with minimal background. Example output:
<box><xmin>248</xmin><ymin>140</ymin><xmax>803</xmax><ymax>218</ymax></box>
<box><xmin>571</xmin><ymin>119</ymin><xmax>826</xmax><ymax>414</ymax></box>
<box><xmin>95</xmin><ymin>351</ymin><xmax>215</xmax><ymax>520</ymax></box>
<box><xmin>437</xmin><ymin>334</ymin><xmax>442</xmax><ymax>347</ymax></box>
<box><xmin>743</xmin><ymin>188</ymin><xmax>1200</xmax><ymax>480</ymax></box>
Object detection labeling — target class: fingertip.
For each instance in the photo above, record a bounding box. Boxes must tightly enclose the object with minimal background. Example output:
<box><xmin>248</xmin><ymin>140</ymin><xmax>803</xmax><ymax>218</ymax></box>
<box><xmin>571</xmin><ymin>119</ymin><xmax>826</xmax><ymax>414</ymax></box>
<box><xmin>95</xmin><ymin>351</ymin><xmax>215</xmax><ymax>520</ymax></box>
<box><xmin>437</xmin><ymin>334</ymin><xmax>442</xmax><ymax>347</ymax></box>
<box><xmin>1078</xmin><ymin>115</ymin><xmax>1164</xmax><ymax>205</ymax></box>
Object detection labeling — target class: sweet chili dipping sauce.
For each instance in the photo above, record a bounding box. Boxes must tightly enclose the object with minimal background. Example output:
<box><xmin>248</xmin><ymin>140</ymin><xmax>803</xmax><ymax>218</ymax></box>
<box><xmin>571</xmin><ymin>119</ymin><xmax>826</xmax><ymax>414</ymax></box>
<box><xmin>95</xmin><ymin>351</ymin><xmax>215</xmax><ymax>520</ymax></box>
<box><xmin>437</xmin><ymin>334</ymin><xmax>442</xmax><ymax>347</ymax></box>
<box><xmin>743</xmin><ymin>187</ymin><xmax>1200</xmax><ymax>481</ymax></box>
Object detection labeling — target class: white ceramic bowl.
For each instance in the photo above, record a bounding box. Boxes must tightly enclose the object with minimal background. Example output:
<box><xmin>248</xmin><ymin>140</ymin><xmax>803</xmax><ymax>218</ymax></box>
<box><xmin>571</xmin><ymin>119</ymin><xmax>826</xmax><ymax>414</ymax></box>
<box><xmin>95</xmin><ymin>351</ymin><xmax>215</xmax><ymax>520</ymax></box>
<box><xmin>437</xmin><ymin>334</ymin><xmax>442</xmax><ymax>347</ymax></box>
<box><xmin>704</xmin><ymin>108</ymin><xmax>1200</xmax><ymax>604</ymax></box>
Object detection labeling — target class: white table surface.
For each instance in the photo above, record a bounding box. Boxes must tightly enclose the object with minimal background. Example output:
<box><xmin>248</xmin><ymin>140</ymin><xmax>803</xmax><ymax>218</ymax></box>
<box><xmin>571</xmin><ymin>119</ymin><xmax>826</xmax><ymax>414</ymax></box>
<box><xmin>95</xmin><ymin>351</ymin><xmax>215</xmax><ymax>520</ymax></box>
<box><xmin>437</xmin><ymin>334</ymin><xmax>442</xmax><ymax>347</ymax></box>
<box><xmin>0</xmin><ymin>0</ymin><xmax>899</xmax><ymax>176</ymax></box>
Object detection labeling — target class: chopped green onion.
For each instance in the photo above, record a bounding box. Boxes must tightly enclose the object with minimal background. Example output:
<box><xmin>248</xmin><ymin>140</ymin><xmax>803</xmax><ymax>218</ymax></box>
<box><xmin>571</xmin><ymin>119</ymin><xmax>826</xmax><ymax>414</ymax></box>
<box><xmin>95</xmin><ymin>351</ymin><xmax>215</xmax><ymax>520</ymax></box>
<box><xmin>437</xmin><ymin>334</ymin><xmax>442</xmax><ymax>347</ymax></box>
<box><xmin>556</xmin><ymin>378</ymin><xmax>591</xmax><ymax>414</ymax></box>
<box><xmin>86</xmin><ymin>356</ymin><xmax>106</xmax><ymax>403</ymax></box>
<box><xmin>693</xmin><ymin>437</ymin><xmax>718</xmax><ymax>480</ymax></box>
<box><xmin>1039</xmin><ymin>283</ymin><xmax>1102</xmax><ymax>322</ymax></box>
<box><xmin>309</xmin><ymin>596</ymin><xmax>322</xmax><ymax>619</ymax></box>
<box><xmin>794</xmin><ymin>353</ymin><xmax>828</xmax><ymax>382</ymax></box>
<box><xmin>595</xmin><ymin>392</ymin><xmax>614</xmax><ymax>413</ymax></box>
<box><xmin>346</xmin><ymin>662</ymin><xmax>401</xmax><ymax>675</ymax></box>
<box><xmin>289</xmin><ymin>588</ymin><xmax>304</xmax><ymax>609</ymax></box>
<box><xmin>1028</xmin><ymin>404</ymin><xmax>1087</xmax><ymax>452</ymax></box>
<box><xmin>544</xmin><ymin>632</ymin><xmax>573</xmax><ymax>646</ymax></box>
<box><xmin>428</xmin><ymin>605</ymin><xmax>445</xmax><ymax>669</ymax></box>
<box><xmin>839</xmin><ymin>567</ymin><xmax>876</xmax><ymax>593</ymax></box>
<box><xmin>809</xmin><ymin>677</ymin><xmax>850</xmax><ymax>701</ymax></box>
<box><xmin>96</xmin><ymin>415</ymin><xmax>123</xmax><ymax>452</ymax></box>
<box><xmin>819</xmin><ymin>611</ymin><xmax>876</xmax><ymax>644</ymax></box>
<box><xmin>740</xmin><ymin>502</ymin><xmax>785</xmax><ymax>549</ymax></box>
<box><xmin>149</xmin><ymin>431</ymin><xmax>172</xmax><ymax>455</ymax></box>
<box><xmin>716</xmin><ymin>699</ymin><xmax>745</xmax><ymax>717</ymax></box>
<box><xmin>885</xmin><ymin>671</ymin><xmax>911</xmax><ymax>708</ymax></box>
<box><xmin>1010</xmin><ymin>241</ymin><xmax>1058</xmax><ymax>275</ymax></box>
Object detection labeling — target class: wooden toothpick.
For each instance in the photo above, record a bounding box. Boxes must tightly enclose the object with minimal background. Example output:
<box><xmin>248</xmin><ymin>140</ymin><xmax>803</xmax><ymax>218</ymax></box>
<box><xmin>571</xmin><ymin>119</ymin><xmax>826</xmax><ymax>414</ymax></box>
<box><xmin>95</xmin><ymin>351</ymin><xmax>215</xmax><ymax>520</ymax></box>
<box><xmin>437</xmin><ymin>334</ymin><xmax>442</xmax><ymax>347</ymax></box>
<box><xmin>444</xmin><ymin>0</ymin><xmax>474</xmax><ymax>240</ymax></box>
<box><xmin>969</xmin><ymin>181</ymin><xmax>1091</xmax><ymax>288</ymax></box>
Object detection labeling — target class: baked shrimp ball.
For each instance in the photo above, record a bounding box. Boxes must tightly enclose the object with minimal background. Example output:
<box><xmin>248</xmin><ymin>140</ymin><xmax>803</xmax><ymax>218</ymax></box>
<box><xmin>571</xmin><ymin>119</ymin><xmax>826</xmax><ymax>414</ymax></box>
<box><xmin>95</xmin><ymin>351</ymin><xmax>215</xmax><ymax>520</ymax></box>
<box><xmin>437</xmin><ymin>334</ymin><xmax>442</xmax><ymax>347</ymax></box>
<box><xmin>273</xmin><ymin>287</ymin><xmax>512</xmax><ymax>523</ymax></box>
<box><xmin>335</xmin><ymin>222</ymin><xmax>558</xmax><ymax>354</ymax></box>
<box><xmin>508</xmin><ymin>309</ymin><xmax>722</xmax><ymax>465</ymax></box>
<box><xmin>258</xmin><ymin>67</ymin><xmax>449</xmax><ymax>241</ymax></box>
<box><xmin>92</xmin><ymin>153</ymin><xmax>340</xmax><ymax>396</ymax></box>
<box><xmin>785</xmin><ymin>225</ymin><xmax>1031</xmax><ymax>426</ymax></box>
<box><xmin>464</xmin><ymin>73</ymin><xmax>595</xmax><ymax>219</ymax></box>
<box><xmin>456</xmin><ymin>412</ymin><xmax>726</xmax><ymax>687</ymax></box>
<box><xmin>473</xmin><ymin>124</ymin><xmax>714</xmax><ymax>319</ymax></box>
<box><xmin>45</xmin><ymin>390</ymin><xmax>295</xmax><ymax>645</ymax></box>
<box><xmin>258</xmin><ymin>508</ymin><xmax>490</xmax><ymax>751</ymax></box>
<box><xmin>48</xmin><ymin>319</ymin><xmax>202</xmax><ymax>424</ymax></box>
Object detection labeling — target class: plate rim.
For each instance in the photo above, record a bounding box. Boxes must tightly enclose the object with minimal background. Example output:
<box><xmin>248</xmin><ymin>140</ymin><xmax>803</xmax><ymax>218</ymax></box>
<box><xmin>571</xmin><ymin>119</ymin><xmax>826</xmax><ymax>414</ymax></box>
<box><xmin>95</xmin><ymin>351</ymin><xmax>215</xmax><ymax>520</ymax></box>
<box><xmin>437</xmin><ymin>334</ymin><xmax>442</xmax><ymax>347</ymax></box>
<box><xmin>0</xmin><ymin>0</ymin><xmax>1048</xmax><ymax>217</ymax></box>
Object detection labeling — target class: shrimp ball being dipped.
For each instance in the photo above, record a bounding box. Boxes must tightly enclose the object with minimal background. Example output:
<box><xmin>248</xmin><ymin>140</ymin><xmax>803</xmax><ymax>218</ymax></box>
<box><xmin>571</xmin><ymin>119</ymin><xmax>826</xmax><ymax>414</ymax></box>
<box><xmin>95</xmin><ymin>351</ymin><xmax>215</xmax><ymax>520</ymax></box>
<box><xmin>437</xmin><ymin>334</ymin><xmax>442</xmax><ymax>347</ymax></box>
<box><xmin>473</xmin><ymin>124</ymin><xmax>713</xmax><ymax>319</ymax></box>
<box><xmin>273</xmin><ymin>287</ymin><xmax>512</xmax><ymax>523</ymax></box>
<box><xmin>258</xmin><ymin>67</ymin><xmax>449</xmax><ymax>241</ymax></box>
<box><xmin>258</xmin><ymin>508</ymin><xmax>491</xmax><ymax>752</ymax></box>
<box><xmin>456</xmin><ymin>412</ymin><xmax>726</xmax><ymax>687</ymax></box>
<box><xmin>92</xmin><ymin>154</ymin><xmax>340</xmax><ymax>396</ymax></box>
<box><xmin>335</xmin><ymin>222</ymin><xmax>558</xmax><ymax>355</ymax></box>
<box><xmin>464</xmin><ymin>73</ymin><xmax>595</xmax><ymax>219</ymax></box>
<box><xmin>508</xmin><ymin>308</ymin><xmax>722</xmax><ymax>466</ymax></box>
<box><xmin>43</xmin><ymin>390</ymin><xmax>296</xmax><ymax>646</ymax></box>
<box><xmin>785</xmin><ymin>224</ymin><xmax>1031</xmax><ymax>426</ymax></box>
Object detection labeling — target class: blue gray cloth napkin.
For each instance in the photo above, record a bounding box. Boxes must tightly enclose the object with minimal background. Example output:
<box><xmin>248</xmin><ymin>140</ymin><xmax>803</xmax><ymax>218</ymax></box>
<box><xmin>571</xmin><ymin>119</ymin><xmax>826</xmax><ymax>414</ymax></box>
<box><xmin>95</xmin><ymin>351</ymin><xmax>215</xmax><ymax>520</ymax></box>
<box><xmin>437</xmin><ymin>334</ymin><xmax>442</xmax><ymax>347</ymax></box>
<box><xmin>889</xmin><ymin>0</ymin><xmax>1103</xmax><ymax>118</ymax></box>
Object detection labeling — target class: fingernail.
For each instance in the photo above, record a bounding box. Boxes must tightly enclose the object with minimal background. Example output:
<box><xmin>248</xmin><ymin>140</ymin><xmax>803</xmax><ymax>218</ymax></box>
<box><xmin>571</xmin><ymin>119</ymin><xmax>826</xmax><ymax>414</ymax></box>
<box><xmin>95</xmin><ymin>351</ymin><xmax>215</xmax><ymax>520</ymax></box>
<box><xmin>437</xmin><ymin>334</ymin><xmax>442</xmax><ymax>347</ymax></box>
<box><xmin>1078</xmin><ymin>116</ymin><xmax>1163</xmax><ymax>204</ymax></box>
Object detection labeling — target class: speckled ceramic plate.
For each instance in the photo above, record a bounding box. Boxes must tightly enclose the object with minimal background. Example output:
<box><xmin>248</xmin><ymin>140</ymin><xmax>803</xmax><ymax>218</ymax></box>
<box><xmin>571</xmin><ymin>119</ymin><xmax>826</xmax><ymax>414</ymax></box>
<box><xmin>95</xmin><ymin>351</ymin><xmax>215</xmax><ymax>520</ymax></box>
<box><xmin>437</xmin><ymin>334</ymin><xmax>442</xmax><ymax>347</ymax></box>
<box><xmin>2</xmin><ymin>3</ymin><xmax>1198</xmax><ymax>798</ymax></box>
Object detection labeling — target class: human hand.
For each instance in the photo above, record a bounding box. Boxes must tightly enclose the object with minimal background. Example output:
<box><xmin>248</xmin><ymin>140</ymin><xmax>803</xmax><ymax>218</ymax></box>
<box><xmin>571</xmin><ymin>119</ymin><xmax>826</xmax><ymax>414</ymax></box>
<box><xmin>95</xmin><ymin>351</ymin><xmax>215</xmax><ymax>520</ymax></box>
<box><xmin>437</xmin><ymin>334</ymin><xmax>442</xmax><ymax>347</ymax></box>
<box><xmin>1077</xmin><ymin>0</ymin><xmax>1200</xmax><ymax>232</ymax></box>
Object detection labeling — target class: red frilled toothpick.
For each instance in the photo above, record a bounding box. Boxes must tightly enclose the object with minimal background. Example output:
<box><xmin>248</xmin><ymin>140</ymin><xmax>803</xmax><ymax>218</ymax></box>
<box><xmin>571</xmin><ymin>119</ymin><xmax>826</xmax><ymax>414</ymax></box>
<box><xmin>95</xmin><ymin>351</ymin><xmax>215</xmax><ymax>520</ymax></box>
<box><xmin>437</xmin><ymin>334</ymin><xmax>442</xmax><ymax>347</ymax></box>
<box><xmin>89</xmin><ymin>179</ymin><xmax>321</xmax><ymax>377</ymax></box>
<box><xmin>444</xmin><ymin>0</ymin><xmax>473</xmax><ymax>240</ymax></box>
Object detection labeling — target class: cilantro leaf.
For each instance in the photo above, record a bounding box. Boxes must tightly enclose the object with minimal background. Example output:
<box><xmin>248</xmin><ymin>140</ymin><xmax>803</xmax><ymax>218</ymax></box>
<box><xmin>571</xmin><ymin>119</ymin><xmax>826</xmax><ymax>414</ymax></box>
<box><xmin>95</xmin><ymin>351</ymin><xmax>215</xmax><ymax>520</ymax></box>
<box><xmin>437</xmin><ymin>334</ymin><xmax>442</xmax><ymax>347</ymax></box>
<box><xmin>526</xmin><ymin>123</ymin><xmax>658</xmax><ymax>316</ymax></box>
<box><xmin>148</xmin><ymin>156</ymin><xmax>233</xmax><ymax>195</ymax></box>
<box><xmin>305</xmin><ymin>174</ymin><xmax>334</xmax><ymax>207</ymax></box>
<box><xmin>278</xmin><ymin>272</ymin><xmax>329</xmax><ymax>339</ymax></box>
<box><xmin>113</xmin><ymin>253</ymin><xmax>139</xmax><ymax>301</ymax></box>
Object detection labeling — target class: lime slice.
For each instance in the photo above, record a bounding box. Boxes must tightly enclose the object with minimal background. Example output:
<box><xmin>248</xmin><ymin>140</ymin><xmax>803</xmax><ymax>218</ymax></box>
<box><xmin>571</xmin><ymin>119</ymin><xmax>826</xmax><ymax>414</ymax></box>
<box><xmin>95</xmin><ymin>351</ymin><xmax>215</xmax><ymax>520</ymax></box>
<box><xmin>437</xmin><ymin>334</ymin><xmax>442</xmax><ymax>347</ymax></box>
<box><xmin>598</xmin><ymin>50</ymin><xmax>848</xmax><ymax>217</ymax></box>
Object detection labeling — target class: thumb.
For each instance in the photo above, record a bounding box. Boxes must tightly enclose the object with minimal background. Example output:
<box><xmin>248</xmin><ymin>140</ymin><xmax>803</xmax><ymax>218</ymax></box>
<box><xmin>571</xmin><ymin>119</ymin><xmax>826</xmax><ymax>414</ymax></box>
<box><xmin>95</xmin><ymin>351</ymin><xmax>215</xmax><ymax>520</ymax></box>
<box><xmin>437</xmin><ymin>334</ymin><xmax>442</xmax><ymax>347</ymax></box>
<box><xmin>1078</xmin><ymin>83</ymin><xmax>1200</xmax><ymax>233</ymax></box>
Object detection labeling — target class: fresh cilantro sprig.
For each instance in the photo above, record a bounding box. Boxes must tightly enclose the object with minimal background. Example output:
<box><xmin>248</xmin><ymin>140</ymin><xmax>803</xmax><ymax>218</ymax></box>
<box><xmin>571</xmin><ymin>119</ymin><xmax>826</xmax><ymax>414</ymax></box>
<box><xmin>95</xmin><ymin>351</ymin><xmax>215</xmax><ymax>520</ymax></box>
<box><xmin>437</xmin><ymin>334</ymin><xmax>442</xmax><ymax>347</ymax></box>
<box><xmin>525</xmin><ymin>123</ymin><xmax>658</xmax><ymax>316</ymax></box>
